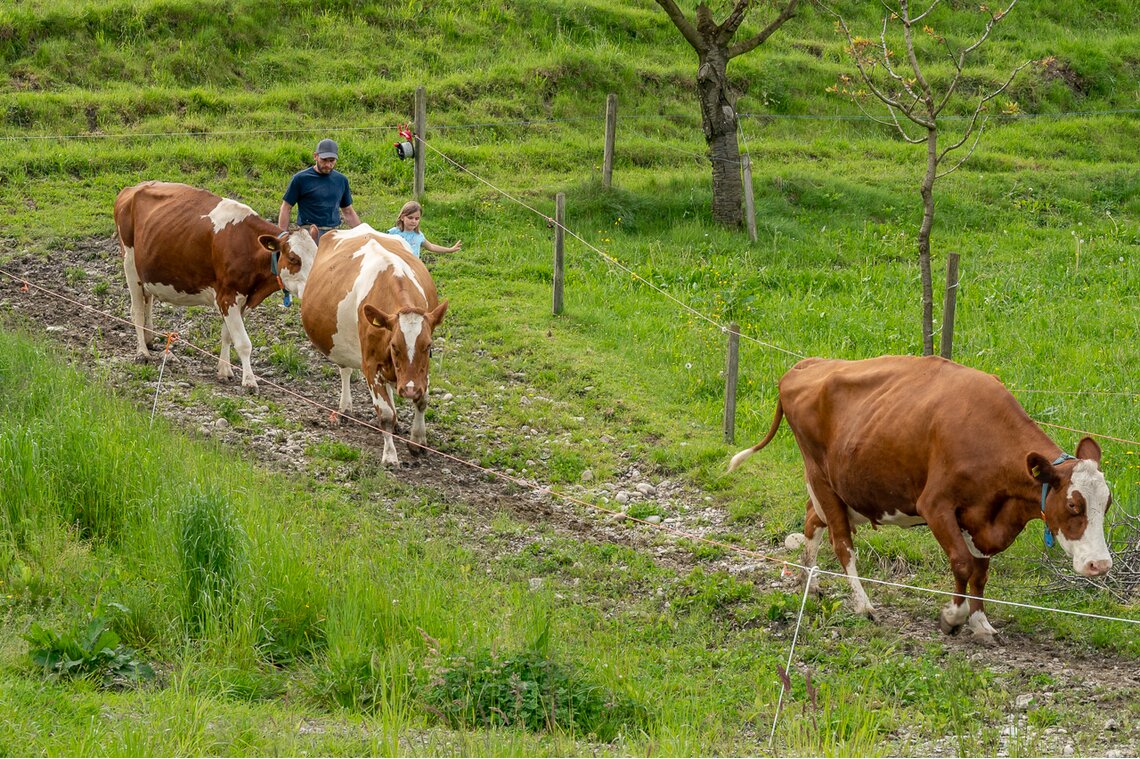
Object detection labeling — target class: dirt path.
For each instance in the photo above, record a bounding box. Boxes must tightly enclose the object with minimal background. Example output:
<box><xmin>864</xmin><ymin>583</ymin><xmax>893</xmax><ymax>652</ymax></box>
<box><xmin>1</xmin><ymin>239</ymin><xmax>1137</xmax><ymax>756</ymax></box>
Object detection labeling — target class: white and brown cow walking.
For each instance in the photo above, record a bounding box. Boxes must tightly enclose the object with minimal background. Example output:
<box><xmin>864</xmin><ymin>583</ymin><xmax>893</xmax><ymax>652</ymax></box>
<box><xmin>300</xmin><ymin>224</ymin><xmax>447</xmax><ymax>466</ymax></box>
<box><xmin>729</xmin><ymin>355</ymin><xmax>1113</xmax><ymax>644</ymax></box>
<box><xmin>114</xmin><ymin>181</ymin><xmax>318</xmax><ymax>389</ymax></box>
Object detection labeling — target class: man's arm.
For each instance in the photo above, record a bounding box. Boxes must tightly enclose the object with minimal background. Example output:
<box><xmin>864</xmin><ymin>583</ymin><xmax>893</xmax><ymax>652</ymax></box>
<box><xmin>341</xmin><ymin>205</ymin><xmax>362</xmax><ymax>228</ymax></box>
<box><xmin>277</xmin><ymin>201</ymin><xmax>293</xmax><ymax>230</ymax></box>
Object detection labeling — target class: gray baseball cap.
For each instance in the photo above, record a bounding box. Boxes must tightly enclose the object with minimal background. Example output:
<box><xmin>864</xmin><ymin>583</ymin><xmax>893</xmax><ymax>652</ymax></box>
<box><xmin>315</xmin><ymin>138</ymin><xmax>338</xmax><ymax>158</ymax></box>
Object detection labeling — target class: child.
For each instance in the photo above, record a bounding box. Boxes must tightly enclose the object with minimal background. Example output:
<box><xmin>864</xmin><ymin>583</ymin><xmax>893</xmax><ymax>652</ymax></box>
<box><xmin>387</xmin><ymin>200</ymin><xmax>461</xmax><ymax>259</ymax></box>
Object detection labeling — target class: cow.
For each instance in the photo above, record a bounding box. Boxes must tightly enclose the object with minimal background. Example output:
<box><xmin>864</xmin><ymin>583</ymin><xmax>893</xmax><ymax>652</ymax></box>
<box><xmin>299</xmin><ymin>224</ymin><xmax>448</xmax><ymax>466</ymax></box>
<box><xmin>114</xmin><ymin>181</ymin><xmax>319</xmax><ymax>390</ymax></box>
<box><xmin>728</xmin><ymin>355</ymin><xmax>1113</xmax><ymax>644</ymax></box>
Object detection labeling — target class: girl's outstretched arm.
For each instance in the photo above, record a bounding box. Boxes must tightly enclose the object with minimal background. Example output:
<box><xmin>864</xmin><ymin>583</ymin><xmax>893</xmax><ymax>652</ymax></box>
<box><xmin>422</xmin><ymin>238</ymin><xmax>462</xmax><ymax>254</ymax></box>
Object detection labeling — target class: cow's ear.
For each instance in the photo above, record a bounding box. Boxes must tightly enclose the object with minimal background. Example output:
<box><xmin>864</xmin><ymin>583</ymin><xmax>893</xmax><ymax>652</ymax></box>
<box><xmin>259</xmin><ymin>234</ymin><xmax>282</xmax><ymax>252</ymax></box>
<box><xmin>1027</xmin><ymin>453</ymin><xmax>1058</xmax><ymax>485</ymax></box>
<box><xmin>428</xmin><ymin>300</ymin><xmax>449</xmax><ymax>328</ymax></box>
<box><xmin>307</xmin><ymin>225</ymin><xmax>318</xmax><ymax>242</ymax></box>
<box><xmin>1075</xmin><ymin>436</ymin><xmax>1102</xmax><ymax>464</ymax></box>
<box><xmin>363</xmin><ymin>304</ymin><xmax>394</xmax><ymax>331</ymax></box>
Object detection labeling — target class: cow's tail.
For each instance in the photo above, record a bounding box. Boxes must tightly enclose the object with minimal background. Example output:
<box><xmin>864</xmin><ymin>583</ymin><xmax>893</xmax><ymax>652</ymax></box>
<box><xmin>727</xmin><ymin>399</ymin><xmax>784</xmax><ymax>472</ymax></box>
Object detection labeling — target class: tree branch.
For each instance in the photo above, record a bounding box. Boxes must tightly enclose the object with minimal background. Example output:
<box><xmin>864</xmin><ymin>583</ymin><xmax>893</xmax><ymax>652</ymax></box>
<box><xmin>826</xmin><ymin>5</ymin><xmax>934</xmax><ymax>129</ymax></box>
<box><xmin>728</xmin><ymin>0</ymin><xmax>801</xmax><ymax>58</ymax></box>
<box><xmin>960</xmin><ymin>0</ymin><xmax>1018</xmax><ymax>58</ymax></box>
<box><xmin>879</xmin><ymin>16</ymin><xmax>920</xmax><ymax>104</ymax></box>
<box><xmin>935</xmin><ymin>124</ymin><xmax>984</xmax><ymax>178</ymax></box>
<box><xmin>899</xmin><ymin>0</ymin><xmax>936</xmax><ymax>121</ymax></box>
<box><xmin>907</xmin><ymin>0</ymin><xmax>942</xmax><ymax>25</ymax></box>
<box><xmin>654</xmin><ymin>0</ymin><xmax>705</xmax><ymax>52</ymax></box>
<box><xmin>937</xmin><ymin>59</ymin><xmax>1029</xmax><ymax>161</ymax></box>
<box><xmin>719</xmin><ymin>0</ymin><xmax>753</xmax><ymax>41</ymax></box>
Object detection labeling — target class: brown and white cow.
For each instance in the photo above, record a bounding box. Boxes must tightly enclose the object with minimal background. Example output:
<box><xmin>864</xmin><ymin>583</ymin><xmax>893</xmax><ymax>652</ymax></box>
<box><xmin>114</xmin><ymin>181</ymin><xmax>318</xmax><ymax>390</ymax></box>
<box><xmin>300</xmin><ymin>224</ymin><xmax>447</xmax><ymax>466</ymax></box>
<box><xmin>729</xmin><ymin>355</ymin><xmax>1113</xmax><ymax>644</ymax></box>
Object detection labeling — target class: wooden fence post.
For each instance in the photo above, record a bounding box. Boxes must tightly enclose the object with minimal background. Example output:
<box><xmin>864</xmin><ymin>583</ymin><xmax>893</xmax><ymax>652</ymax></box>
<box><xmin>742</xmin><ymin>153</ymin><xmax>757</xmax><ymax>243</ymax></box>
<box><xmin>552</xmin><ymin>192</ymin><xmax>565</xmax><ymax>315</ymax></box>
<box><xmin>940</xmin><ymin>252</ymin><xmax>960</xmax><ymax>360</ymax></box>
<box><xmin>414</xmin><ymin>86</ymin><xmax>426</xmax><ymax>198</ymax></box>
<box><xmin>603</xmin><ymin>93</ymin><xmax>617</xmax><ymax>189</ymax></box>
<box><xmin>723</xmin><ymin>322</ymin><xmax>740</xmax><ymax>444</ymax></box>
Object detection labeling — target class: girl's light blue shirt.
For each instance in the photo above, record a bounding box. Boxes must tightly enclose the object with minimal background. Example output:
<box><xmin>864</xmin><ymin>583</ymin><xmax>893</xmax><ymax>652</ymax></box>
<box><xmin>388</xmin><ymin>227</ymin><xmax>426</xmax><ymax>257</ymax></box>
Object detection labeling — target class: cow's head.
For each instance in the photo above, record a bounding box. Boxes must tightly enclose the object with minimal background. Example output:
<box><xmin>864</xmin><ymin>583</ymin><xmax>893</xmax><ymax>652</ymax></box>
<box><xmin>1028</xmin><ymin>437</ymin><xmax>1113</xmax><ymax>577</ymax></box>
<box><xmin>362</xmin><ymin>300</ymin><xmax>448</xmax><ymax>403</ymax></box>
<box><xmin>259</xmin><ymin>226</ymin><xmax>319</xmax><ymax>298</ymax></box>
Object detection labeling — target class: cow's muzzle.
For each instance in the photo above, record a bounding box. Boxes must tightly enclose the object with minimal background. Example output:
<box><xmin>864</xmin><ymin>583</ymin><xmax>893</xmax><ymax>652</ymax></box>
<box><xmin>398</xmin><ymin>382</ymin><xmax>422</xmax><ymax>402</ymax></box>
<box><xmin>1079</xmin><ymin>557</ymin><xmax>1112</xmax><ymax>577</ymax></box>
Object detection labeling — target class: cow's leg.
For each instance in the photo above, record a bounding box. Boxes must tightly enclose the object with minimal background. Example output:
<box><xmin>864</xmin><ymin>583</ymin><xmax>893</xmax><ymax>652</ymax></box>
<box><xmin>144</xmin><ymin>291</ymin><xmax>157</xmax><ymax>346</ymax></box>
<box><xmin>407</xmin><ymin>393</ymin><xmax>429</xmax><ymax>457</ymax></box>
<box><xmin>806</xmin><ymin>472</ymin><xmax>874</xmax><ymax>618</ymax></box>
<box><xmin>797</xmin><ymin>499</ymin><xmax>826</xmax><ymax>596</ymax></box>
<box><xmin>922</xmin><ymin>505</ymin><xmax>984</xmax><ymax>638</ymax></box>
<box><xmin>217</xmin><ymin>320</ymin><xmax>235</xmax><ymax>381</ymax></box>
<box><xmin>386</xmin><ymin>382</ymin><xmax>401</xmax><ymax>434</ymax></box>
<box><xmin>338</xmin><ymin>367</ymin><xmax>353</xmax><ymax>413</ymax></box>
<box><xmin>218</xmin><ymin>303</ymin><xmax>257</xmax><ymax>390</ymax></box>
<box><xmin>122</xmin><ymin>252</ymin><xmax>151</xmax><ymax>361</ymax></box>
<box><xmin>965</xmin><ymin>557</ymin><xmax>998</xmax><ymax>645</ymax></box>
<box><xmin>368</xmin><ymin>381</ymin><xmax>399</xmax><ymax>466</ymax></box>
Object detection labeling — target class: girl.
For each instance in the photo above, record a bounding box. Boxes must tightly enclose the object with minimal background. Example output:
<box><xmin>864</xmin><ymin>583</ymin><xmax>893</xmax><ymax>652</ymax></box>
<box><xmin>387</xmin><ymin>200</ymin><xmax>461</xmax><ymax>259</ymax></box>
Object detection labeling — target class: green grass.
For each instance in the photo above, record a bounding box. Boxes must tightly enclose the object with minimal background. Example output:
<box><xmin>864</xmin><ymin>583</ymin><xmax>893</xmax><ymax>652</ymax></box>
<box><xmin>1</xmin><ymin>0</ymin><xmax>1139</xmax><ymax>754</ymax></box>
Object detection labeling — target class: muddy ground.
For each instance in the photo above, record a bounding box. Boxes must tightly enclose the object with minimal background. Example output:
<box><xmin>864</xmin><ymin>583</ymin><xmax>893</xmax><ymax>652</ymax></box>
<box><xmin>1</xmin><ymin>239</ymin><xmax>1137</xmax><ymax>757</ymax></box>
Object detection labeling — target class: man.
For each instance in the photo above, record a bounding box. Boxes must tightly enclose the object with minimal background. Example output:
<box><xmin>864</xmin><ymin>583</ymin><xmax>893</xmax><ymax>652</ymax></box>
<box><xmin>278</xmin><ymin>138</ymin><xmax>362</xmax><ymax>237</ymax></box>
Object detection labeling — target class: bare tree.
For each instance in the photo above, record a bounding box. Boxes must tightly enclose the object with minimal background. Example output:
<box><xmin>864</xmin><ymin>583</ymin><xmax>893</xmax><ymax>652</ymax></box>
<box><xmin>654</xmin><ymin>0</ymin><xmax>801</xmax><ymax>227</ymax></box>
<box><xmin>823</xmin><ymin>0</ymin><xmax>1028</xmax><ymax>354</ymax></box>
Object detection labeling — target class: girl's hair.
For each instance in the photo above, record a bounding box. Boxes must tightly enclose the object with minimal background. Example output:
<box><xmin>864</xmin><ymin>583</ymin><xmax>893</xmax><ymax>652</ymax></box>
<box><xmin>394</xmin><ymin>200</ymin><xmax>423</xmax><ymax>231</ymax></box>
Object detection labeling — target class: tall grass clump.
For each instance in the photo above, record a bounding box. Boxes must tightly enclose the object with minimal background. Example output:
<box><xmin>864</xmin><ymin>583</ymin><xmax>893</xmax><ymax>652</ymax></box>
<box><xmin>0</xmin><ymin>426</ymin><xmax>54</xmax><ymax>547</ymax></box>
<box><xmin>176</xmin><ymin>487</ymin><xmax>248</xmax><ymax>636</ymax></box>
<box><xmin>310</xmin><ymin>568</ymin><xmax>417</xmax><ymax>717</ymax></box>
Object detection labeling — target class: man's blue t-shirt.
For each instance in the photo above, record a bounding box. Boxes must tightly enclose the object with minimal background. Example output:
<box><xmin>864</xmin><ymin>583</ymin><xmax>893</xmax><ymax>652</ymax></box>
<box><xmin>282</xmin><ymin>167</ymin><xmax>353</xmax><ymax>228</ymax></box>
<box><xmin>388</xmin><ymin>227</ymin><xmax>426</xmax><ymax>258</ymax></box>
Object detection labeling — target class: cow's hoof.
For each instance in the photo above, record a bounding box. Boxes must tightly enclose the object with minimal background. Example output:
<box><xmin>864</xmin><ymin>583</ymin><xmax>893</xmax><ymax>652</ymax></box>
<box><xmin>938</xmin><ymin>617</ymin><xmax>963</xmax><ymax>636</ymax></box>
<box><xmin>969</xmin><ymin>629</ymin><xmax>1000</xmax><ymax>647</ymax></box>
<box><xmin>407</xmin><ymin>441</ymin><xmax>427</xmax><ymax>457</ymax></box>
<box><xmin>134</xmin><ymin>352</ymin><xmax>151</xmax><ymax>364</ymax></box>
<box><xmin>242</xmin><ymin>384</ymin><xmax>259</xmax><ymax>395</ymax></box>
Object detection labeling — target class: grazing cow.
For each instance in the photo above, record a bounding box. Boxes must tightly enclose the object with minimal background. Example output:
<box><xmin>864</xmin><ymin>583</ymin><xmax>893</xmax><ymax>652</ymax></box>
<box><xmin>729</xmin><ymin>355</ymin><xmax>1113</xmax><ymax>644</ymax></box>
<box><xmin>114</xmin><ymin>181</ymin><xmax>319</xmax><ymax>390</ymax></box>
<box><xmin>300</xmin><ymin>224</ymin><xmax>447</xmax><ymax>465</ymax></box>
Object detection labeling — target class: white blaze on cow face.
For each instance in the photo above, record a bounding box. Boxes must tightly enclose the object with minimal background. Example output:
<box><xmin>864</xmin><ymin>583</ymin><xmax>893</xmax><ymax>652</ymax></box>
<box><xmin>398</xmin><ymin>312</ymin><xmax>425</xmax><ymax>364</ymax></box>
<box><xmin>328</xmin><ymin>239</ymin><xmax>426</xmax><ymax>368</ymax></box>
<box><xmin>205</xmin><ymin>198</ymin><xmax>256</xmax><ymax>232</ymax></box>
<box><xmin>1055</xmin><ymin>460</ymin><xmax>1113</xmax><ymax>577</ymax></box>
<box><xmin>277</xmin><ymin>229</ymin><xmax>318</xmax><ymax>298</ymax></box>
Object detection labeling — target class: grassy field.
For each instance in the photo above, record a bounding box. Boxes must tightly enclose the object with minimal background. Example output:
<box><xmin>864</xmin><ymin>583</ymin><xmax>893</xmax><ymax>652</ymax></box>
<box><xmin>1</xmin><ymin>0</ymin><xmax>1140</xmax><ymax>755</ymax></box>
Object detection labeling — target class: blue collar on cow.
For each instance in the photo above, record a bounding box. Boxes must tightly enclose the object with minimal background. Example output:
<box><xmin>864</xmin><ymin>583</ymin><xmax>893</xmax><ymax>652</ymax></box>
<box><xmin>270</xmin><ymin>231</ymin><xmax>292</xmax><ymax>307</ymax></box>
<box><xmin>1041</xmin><ymin>453</ymin><xmax>1077</xmax><ymax>548</ymax></box>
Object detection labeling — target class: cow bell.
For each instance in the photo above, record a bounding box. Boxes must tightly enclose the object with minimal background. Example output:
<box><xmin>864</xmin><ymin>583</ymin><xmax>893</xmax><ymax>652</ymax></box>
<box><xmin>394</xmin><ymin>141</ymin><xmax>415</xmax><ymax>160</ymax></box>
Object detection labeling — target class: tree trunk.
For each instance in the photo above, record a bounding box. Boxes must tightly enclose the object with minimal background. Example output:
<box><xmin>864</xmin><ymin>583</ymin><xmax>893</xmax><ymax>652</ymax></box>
<box><xmin>918</xmin><ymin>127</ymin><xmax>938</xmax><ymax>356</ymax></box>
<box><xmin>697</xmin><ymin>50</ymin><xmax>744</xmax><ymax>227</ymax></box>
